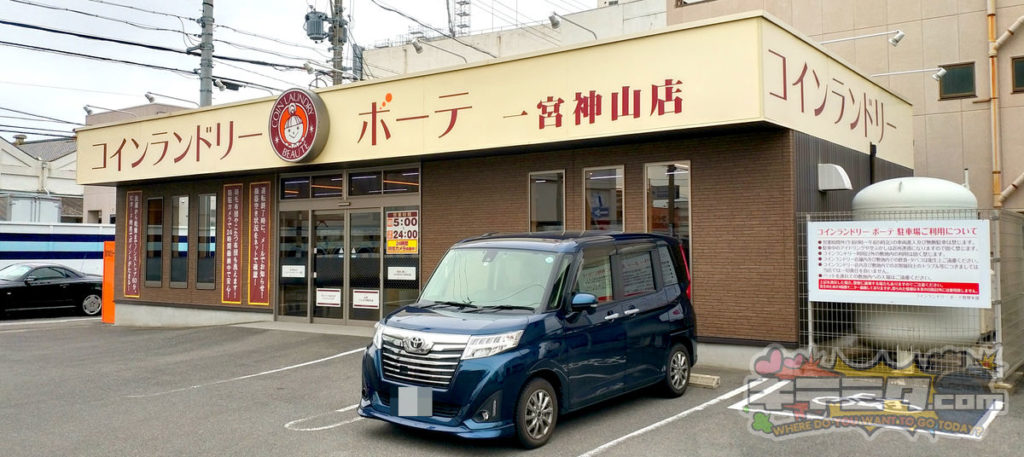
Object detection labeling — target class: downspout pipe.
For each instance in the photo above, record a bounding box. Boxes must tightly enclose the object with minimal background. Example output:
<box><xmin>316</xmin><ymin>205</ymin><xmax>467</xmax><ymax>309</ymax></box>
<box><xmin>988</xmin><ymin>0</ymin><xmax>1001</xmax><ymax>208</ymax></box>
<box><xmin>997</xmin><ymin>13</ymin><xmax>1024</xmax><ymax>205</ymax></box>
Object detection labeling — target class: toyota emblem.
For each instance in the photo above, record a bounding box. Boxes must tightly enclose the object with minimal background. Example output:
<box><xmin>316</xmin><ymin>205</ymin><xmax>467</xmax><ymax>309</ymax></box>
<box><xmin>403</xmin><ymin>336</ymin><xmax>431</xmax><ymax>355</ymax></box>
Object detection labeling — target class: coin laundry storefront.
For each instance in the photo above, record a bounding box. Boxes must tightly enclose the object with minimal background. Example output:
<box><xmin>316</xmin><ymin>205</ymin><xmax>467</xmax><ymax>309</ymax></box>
<box><xmin>76</xmin><ymin>13</ymin><xmax>914</xmax><ymax>344</ymax></box>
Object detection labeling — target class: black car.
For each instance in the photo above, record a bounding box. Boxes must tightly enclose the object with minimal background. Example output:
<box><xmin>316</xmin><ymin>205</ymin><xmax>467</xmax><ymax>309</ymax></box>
<box><xmin>0</xmin><ymin>263</ymin><xmax>103</xmax><ymax>317</ymax></box>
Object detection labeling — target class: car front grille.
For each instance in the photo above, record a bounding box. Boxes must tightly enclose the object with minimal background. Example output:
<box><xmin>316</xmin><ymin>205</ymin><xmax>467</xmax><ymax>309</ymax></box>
<box><xmin>379</xmin><ymin>329</ymin><xmax>468</xmax><ymax>388</ymax></box>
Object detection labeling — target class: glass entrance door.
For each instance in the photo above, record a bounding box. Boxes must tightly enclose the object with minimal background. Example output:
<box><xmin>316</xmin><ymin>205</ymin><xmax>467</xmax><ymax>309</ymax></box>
<box><xmin>278</xmin><ymin>211</ymin><xmax>309</xmax><ymax>318</ymax></box>
<box><xmin>348</xmin><ymin>211</ymin><xmax>382</xmax><ymax>322</ymax></box>
<box><xmin>313</xmin><ymin>211</ymin><xmax>345</xmax><ymax>319</ymax></box>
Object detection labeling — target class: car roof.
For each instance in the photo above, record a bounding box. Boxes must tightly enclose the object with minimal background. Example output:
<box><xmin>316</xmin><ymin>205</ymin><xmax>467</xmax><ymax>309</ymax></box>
<box><xmin>454</xmin><ymin>232</ymin><xmax>680</xmax><ymax>253</ymax></box>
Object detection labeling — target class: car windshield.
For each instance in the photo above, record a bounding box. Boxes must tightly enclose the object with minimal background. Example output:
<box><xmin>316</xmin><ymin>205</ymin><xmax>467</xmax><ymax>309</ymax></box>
<box><xmin>0</xmin><ymin>264</ymin><xmax>33</xmax><ymax>281</ymax></box>
<box><xmin>421</xmin><ymin>247</ymin><xmax>566</xmax><ymax>311</ymax></box>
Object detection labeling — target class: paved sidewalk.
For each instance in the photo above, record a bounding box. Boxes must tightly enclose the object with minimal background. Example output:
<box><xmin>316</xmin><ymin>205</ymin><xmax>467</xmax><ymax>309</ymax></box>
<box><xmin>233</xmin><ymin>320</ymin><xmax>375</xmax><ymax>337</ymax></box>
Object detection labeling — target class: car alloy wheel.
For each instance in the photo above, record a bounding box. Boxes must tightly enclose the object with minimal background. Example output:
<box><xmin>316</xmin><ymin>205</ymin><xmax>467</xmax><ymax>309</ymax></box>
<box><xmin>662</xmin><ymin>343</ymin><xmax>691</xmax><ymax>397</ymax></box>
<box><xmin>81</xmin><ymin>294</ymin><xmax>102</xmax><ymax>316</ymax></box>
<box><xmin>515</xmin><ymin>378</ymin><xmax>557</xmax><ymax>448</ymax></box>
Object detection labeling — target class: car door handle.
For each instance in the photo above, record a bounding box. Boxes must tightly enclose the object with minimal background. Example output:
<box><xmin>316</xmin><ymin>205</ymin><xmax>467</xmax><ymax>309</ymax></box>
<box><xmin>604</xmin><ymin>313</ymin><xmax>620</xmax><ymax>320</ymax></box>
<box><xmin>623</xmin><ymin>308</ymin><xmax>639</xmax><ymax>316</ymax></box>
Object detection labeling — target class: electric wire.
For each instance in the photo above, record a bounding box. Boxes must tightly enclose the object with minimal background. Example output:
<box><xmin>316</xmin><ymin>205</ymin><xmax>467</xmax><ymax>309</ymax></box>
<box><xmin>81</xmin><ymin>0</ymin><xmax>193</xmax><ymax>21</ymax></box>
<box><xmin>368</xmin><ymin>0</ymin><xmax>497</xmax><ymax>58</ymax></box>
<box><xmin>477</xmin><ymin>1</ymin><xmax>560</xmax><ymax>45</ymax></box>
<box><xmin>0</xmin><ymin>105</ymin><xmax>83</xmax><ymax>126</ymax></box>
<box><xmin>0</xmin><ymin>129</ymin><xmax>73</xmax><ymax>139</ymax></box>
<box><xmin>0</xmin><ymin>124</ymin><xmax>74</xmax><ymax>134</ymax></box>
<box><xmin>0</xmin><ymin>80</ymin><xmax>137</xmax><ymax>97</ymax></box>
<box><xmin>10</xmin><ymin>0</ymin><xmax>200</xmax><ymax>37</ymax></box>
<box><xmin>0</xmin><ymin>20</ymin><xmax>308</xmax><ymax>71</ymax></box>
<box><xmin>0</xmin><ymin>40</ymin><xmax>281</xmax><ymax>93</ymax></box>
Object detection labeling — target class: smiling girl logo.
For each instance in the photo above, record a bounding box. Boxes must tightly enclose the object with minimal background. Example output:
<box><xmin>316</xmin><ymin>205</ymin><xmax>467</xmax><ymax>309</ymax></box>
<box><xmin>268</xmin><ymin>88</ymin><xmax>330</xmax><ymax>162</ymax></box>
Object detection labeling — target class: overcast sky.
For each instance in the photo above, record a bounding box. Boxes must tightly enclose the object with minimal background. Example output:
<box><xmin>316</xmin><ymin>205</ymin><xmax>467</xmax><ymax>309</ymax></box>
<box><xmin>0</xmin><ymin>0</ymin><xmax>591</xmax><ymax>143</ymax></box>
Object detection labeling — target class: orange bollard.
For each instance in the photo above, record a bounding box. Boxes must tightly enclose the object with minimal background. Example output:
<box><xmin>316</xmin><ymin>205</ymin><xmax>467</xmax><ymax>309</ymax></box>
<box><xmin>101</xmin><ymin>241</ymin><xmax>115</xmax><ymax>324</ymax></box>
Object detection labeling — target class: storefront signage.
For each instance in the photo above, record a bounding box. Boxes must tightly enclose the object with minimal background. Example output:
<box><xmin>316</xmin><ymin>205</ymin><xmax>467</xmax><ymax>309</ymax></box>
<box><xmin>123</xmin><ymin>191</ymin><xmax>142</xmax><ymax>298</ymax></box>
<box><xmin>77</xmin><ymin>15</ymin><xmax>913</xmax><ymax>185</ymax></box>
<box><xmin>387</xmin><ymin>266</ymin><xmax>416</xmax><ymax>281</ymax></box>
<box><xmin>221</xmin><ymin>184</ymin><xmax>243</xmax><ymax>304</ymax></box>
<box><xmin>386</xmin><ymin>210</ymin><xmax>419</xmax><ymax>255</ymax></box>
<box><xmin>315</xmin><ymin>288</ymin><xmax>342</xmax><ymax>307</ymax></box>
<box><xmin>268</xmin><ymin>88</ymin><xmax>329</xmax><ymax>163</ymax></box>
<box><xmin>352</xmin><ymin>289</ymin><xmax>380</xmax><ymax>309</ymax></box>
<box><xmin>281</xmin><ymin>265</ymin><xmax>305</xmax><ymax>278</ymax></box>
<box><xmin>808</xmin><ymin>220</ymin><xmax>991</xmax><ymax>308</ymax></box>
<box><xmin>247</xmin><ymin>182</ymin><xmax>271</xmax><ymax>305</ymax></box>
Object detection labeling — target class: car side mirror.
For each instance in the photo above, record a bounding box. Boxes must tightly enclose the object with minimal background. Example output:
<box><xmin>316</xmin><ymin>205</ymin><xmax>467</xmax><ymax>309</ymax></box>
<box><xmin>570</xmin><ymin>293</ymin><xmax>598</xmax><ymax>311</ymax></box>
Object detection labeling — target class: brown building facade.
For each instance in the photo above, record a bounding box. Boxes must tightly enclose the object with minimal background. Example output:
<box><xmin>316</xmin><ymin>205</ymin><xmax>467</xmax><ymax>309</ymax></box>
<box><xmin>79</xmin><ymin>14</ymin><xmax>912</xmax><ymax>347</ymax></box>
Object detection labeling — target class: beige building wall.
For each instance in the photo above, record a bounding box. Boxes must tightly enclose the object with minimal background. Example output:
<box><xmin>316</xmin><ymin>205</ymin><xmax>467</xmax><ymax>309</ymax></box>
<box><xmin>668</xmin><ymin>0</ymin><xmax>1024</xmax><ymax>210</ymax></box>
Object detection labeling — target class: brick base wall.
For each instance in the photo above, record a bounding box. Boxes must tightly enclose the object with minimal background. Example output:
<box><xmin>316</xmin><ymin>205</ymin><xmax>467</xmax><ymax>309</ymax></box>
<box><xmin>423</xmin><ymin>127</ymin><xmax>798</xmax><ymax>343</ymax></box>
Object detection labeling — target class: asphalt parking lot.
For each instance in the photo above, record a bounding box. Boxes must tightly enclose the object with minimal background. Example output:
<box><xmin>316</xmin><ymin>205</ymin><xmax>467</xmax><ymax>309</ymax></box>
<box><xmin>1</xmin><ymin>316</ymin><xmax>1021</xmax><ymax>457</ymax></box>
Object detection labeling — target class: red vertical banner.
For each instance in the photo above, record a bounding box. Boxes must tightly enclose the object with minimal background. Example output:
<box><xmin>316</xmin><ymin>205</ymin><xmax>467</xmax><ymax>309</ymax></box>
<box><xmin>222</xmin><ymin>184</ymin><xmax>243</xmax><ymax>304</ymax></box>
<box><xmin>124</xmin><ymin>191</ymin><xmax>142</xmax><ymax>298</ymax></box>
<box><xmin>247</xmin><ymin>182</ymin><xmax>271</xmax><ymax>305</ymax></box>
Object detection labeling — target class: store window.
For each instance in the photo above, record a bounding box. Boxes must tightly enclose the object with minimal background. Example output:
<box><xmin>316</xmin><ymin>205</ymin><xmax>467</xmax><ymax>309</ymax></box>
<box><xmin>281</xmin><ymin>177</ymin><xmax>310</xmax><ymax>199</ymax></box>
<box><xmin>384</xmin><ymin>168</ymin><xmax>420</xmax><ymax>193</ymax></box>
<box><xmin>584</xmin><ymin>166</ymin><xmax>624</xmax><ymax>231</ymax></box>
<box><xmin>349</xmin><ymin>171</ymin><xmax>382</xmax><ymax>196</ymax></box>
<box><xmin>645</xmin><ymin>162</ymin><xmax>690</xmax><ymax>240</ymax></box>
<box><xmin>939</xmin><ymin>63</ymin><xmax>975</xmax><ymax>99</ymax></box>
<box><xmin>170</xmin><ymin>196</ymin><xmax>189</xmax><ymax>287</ymax></box>
<box><xmin>197</xmin><ymin>193</ymin><xmax>217</xmax><ymax>289</ymax></box>
<box><xmin>530</xmin><ymin>171</ymin><xmax>564</xmax><ymax>232</ymax></box>
<box><xmin>1013</xmin><ymin>57</ymin><xmax>1024</xmax><ymax>93</ymax></box>
<box><xmin>312</xmin><ymin>174</ymin><xmax>344</xmax><ymax>198</ymax></box>
<box><xmin>145</xmin><ymin>198</ymin><xmax>163</xmax><ymax>286</ymax></box>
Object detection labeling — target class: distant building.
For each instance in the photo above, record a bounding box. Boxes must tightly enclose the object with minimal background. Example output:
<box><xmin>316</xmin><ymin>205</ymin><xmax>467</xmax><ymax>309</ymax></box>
<box><xmin>0</xmin><ymin>136</ymin><xmax>80</xmax><ymax>223</ymax></box>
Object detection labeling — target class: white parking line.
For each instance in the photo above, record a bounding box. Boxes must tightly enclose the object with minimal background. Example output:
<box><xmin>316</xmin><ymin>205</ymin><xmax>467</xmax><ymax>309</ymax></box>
<box><xmin>0</xmin><ymin>317</ymin><xmax>100</xmax><ymax>326</ymax></box>
<box><xmin>126</xmin><ymin>347</ymin><xmax>366</xmax><ymax>398</ymax></box>
<box><xmin>577</xmin><ymin>378</ymin><xmax>770</xmax><ymax>457</ymax></box>
<box><xmin>285</xmin><ymin>404</ymin><xmax>363</xmax><ymax>431</ymax></box>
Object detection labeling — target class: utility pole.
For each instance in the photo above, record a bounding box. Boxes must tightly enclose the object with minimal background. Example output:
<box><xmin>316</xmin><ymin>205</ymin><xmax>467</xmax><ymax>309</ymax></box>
<box><xmin>329</xmin><ymin>1</ymin><xmax>346</xmax><ymax>85</ymax></box>
<box><xmin>198</xmin><ymin>0</ymin><xmax>215</xmax><ymax>106</ymax></box>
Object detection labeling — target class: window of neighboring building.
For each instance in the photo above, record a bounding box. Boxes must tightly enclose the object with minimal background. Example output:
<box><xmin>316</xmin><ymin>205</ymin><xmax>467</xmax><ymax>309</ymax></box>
<box><xmin>145</xmin><ymin>198</ymin><xmax>163</xmax><ymax>286</ymax></box>
<box><xmin>530</xmin><ymin>170</ymin><xmax>565</xmax><ymax>232</ymax></box>
<box><xmin>311</xmin><ymin>174</ymin><xmax>344</xmax><ymax>198</ymax></box>
<box><xmin>197</xmin><ymin>193</ymin><xmax>216</xmax><ymax>289</ymax></box>
<box><xmin>645</xmin><ymin>162</ymin><xmax>690</xmax><ymax>240</ymax></box>
<box><xmin>939</xmin><ymin>63</ymin><xmax>975</xmax><ymax>99</ymax></box>
<box><xmin>87</xmin><ymin>210</ymin><xmax>101</xmax><ymax>224</ymax></box>
<box><xmin>584</xmin><ymin>166</ymin><xmax>624</xmax><ymax>231</ymax></box>
<box><xmin>1013</xmin><ymin>56</ymin><xmax>1024</xmax><ymax>93</ymax></box>
<box><xmin>170</xmin><ymin>196</ymin><xmax>189</xmax><ymax>287</ymax></box>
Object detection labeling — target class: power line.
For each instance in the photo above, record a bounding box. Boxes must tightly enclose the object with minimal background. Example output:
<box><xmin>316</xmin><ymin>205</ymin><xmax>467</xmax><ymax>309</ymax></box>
<box><xmin>0</xmin><ymin>123</ymin><xmax>74</xmax><ymax>134</ymax></box>
<box><xmin>0</xmin><ymin>105</ymin><xmax>83</xmax><ymax>126</ymax></box>
<box><xmin>10</xmin><ymin>0</ymin><xmax>199</xmax><ymax>37</ymax></box>
<box><xmin>81</xmin><ymin>0</ymin><xmax>194</xmax><ymax>21</ymax></box>
<box><xmin>215</xmin><ymin>23</ymin><xmax>331</xmax><ymax>59</ymax></box>
<box><xmin>0</xmin><ymin>40</ymin><xmax>281</xmax><ymax>94</ymax></box>
<box><xmin>0</xmin><ymin>80</ymin><xmax>137</xmax><ymax>97</ymax></box>
<box><xmin>0</xmin><ymin>129</ymin><xmax>73</xmax><ymax>139</ymax></box>
<box><xmin>477</xmin><ymin>1</ymin><xmax>560</xmax><ymax>46</ymax></box>
<box><xmin>368</xmin><ymin>0</ymin><xmax>497</xmax><ymax>58</ymax></box>
<box><xmin>0</xmin><ymin>20</ymin><xmax>309</xmax><ymax>71</ymax></box>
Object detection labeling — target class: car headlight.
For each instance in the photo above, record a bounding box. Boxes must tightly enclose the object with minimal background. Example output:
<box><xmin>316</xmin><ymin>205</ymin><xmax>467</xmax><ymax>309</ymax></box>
<box><xmin>461</xmin><ymin>330</ymin><xmax>524</xmax><ymax>360</ymax></box>
<box><xmin>373</xmin><ymin>322</ymin><xmax>384</xmax><ymax>348</ymax></box>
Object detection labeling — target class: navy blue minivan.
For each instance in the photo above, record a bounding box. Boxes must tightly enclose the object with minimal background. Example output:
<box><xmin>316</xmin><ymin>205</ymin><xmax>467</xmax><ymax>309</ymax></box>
<box><xmin>358</xmin><ymin>232</ymin><xmax>695</xmax><ymax>448</ymax></box>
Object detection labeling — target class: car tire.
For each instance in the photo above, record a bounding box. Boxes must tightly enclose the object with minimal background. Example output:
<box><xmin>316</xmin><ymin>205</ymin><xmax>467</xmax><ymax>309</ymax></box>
<box><xmin>661</xmin><ymin>343</ymin><xmax>691</xmax><ymax>397</ymax></box>
<box><xmin>514</xmin><ymin>377</ymin><xmax>558</xmax><ymax>449</ymax></box>
<box><xmin>81</xmin><ymin>293</ymin><xmax>102</xmax><ymax>316</ymax></box>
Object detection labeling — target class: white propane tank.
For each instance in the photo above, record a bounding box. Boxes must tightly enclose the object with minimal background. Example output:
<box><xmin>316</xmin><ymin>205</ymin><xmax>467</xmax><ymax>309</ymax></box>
<box><xmin>852</xmin><ymin>177</ymin><xmax>987</xmax><ymax>349</ymax></box>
